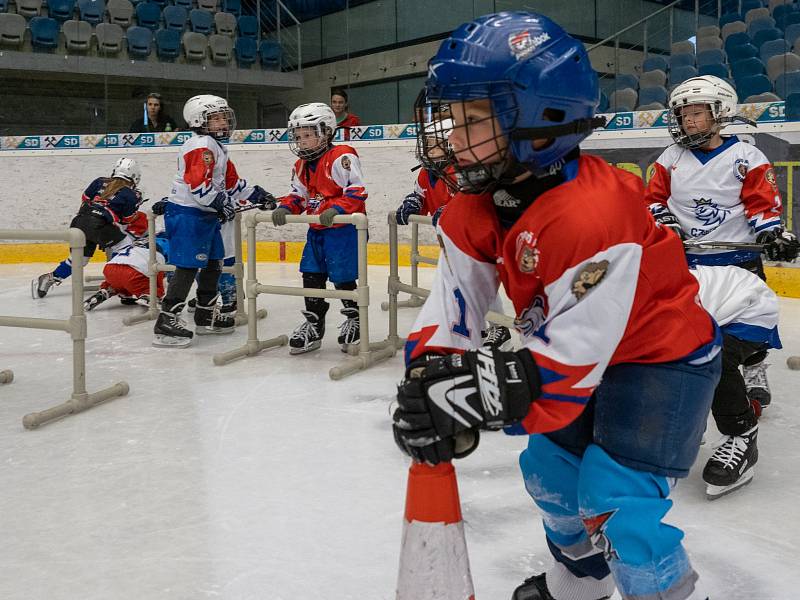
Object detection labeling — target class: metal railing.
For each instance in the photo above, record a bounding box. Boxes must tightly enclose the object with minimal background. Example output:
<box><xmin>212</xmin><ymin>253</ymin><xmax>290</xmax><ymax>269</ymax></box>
<box><xmin>241</xmin><ymin>0</ymin><xmax>302</xmax><ymax>72</ymax></box>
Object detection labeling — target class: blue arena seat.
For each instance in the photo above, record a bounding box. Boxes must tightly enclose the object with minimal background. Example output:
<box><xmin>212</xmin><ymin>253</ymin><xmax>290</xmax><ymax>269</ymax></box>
<box><xmin>611</xmin><ymin>73</ymin><xmax>638</xmax><ymax>91</ymax></box>
<box><xmin>741</xmin><ymin>0</ymin><xmax>764</xmax><ymax>13</ymax></box>
<box><xmin>259</xmin><ymin>39</ymin><xmax>281</xmax><ymax>69</ymax></box>
<box><xmin>720</xmin><ymin>12</ymin><xmax>744</xmax><ymax>28</ymax></box>
<box><xmin>237</xmin><ymin>14</ymin><xmax>257</xmax><ymax>38</ymax></box>
<box><xmin>669</xmin><ymin>53</ymin><xmax>695</xmax><ymax>70</ymax></box>
<box><xmin>126</xmin><ymin>24</ymin><xmax>153</xmax><ymax>57</ymax></box>
<box><xmin>736</xmin><ymin>73</ymin><xmax>772</xmax><ymax>99</ymax></box>
<box><xmin>135</xmin><ymin>1</ymin><xmax>161</xmax><ymax>29</ymax></box>
<box><xmin>699</xmin><ymin>63</ymin><xmax>731</xmax><ymax>79</ymax></box>
<box><xmin>155</xmin><ymin>27</ymin><xmax>180</xmax><ymax>59</ymax></box>
<box><xmin>637</xmin><ymin>86</ymin><xmax>668</xmax><ymax>107</ymax></box>
<box><xmin>222</xmin><ymin>0</ymin><xmax>239</xmax><ymax>16</ymax></box>
<box><xmin>725</xmin><ymin>31</ymin><xmax>751</xmax><ymax>51</ymax></box>
<box><xmin>29</xmin><ymin>16</ymin><xmax>59</xmax><ymax>50</ymax></box>
<box><xmin>731</xmin><ymin>56</ymin><xmax>766</xmax><ymax>80</ymax></box>
<box><xmin>78</xmin><ymin>0</ymin><xmax>104</xmax><ymax>24</ymax></box>
<box><xmin>728</xmin><ymin>42</ymin><xmax>759</xmax><ymax>62</ymax></box>
<box><xmin>669</xmin><ymin>65</ymin><xmax>698</xmax><ymax>87</ymax></box>
<box><xmin>48</xmin><ymin>0</ymin><xmax>76</xmax><ymax>22</ymax></box>
<box><xmin>696</xmin><ymin>48</ymin><xmax>726</xmax><ymax>67</ymax></box>
<box><xmin>235</xmin><ymin>35</ymin><xmax>256</xmax><ymax>66</ymax></box>
<box><xmin>173</xmin><ymin>0</ymin><xmax>191</xmax><ymax>8</ymax></box>
<box><xmin>642</xmin><ymin>55</ymin><xmax>668</xmax><ymax>72</ymax></box>
<box><xmin>189</xmin><ymin>7</ymin><xmax>212</xmax><ymax>34</ymax></box>
<box><xmin>760</xmin><ymin>38</ymin><xmax>790</xmax><ymax>62</ymax></box>
<box><xmin>785</xmin><ymin>23</ymin><xmax>800</xmax><ymax>46</ymax></box>
<box><xmin>775</xmin><ymin>69</ymin><xmax>800</xmax><ymax>98</ymax></box>
<box><xmin>598</xmin><ymin>90</ymin><xmax>609</xmax><ymax>113</ymax></box>
<box><xmin>162</xmin><ymin>5</ymin><xmax>186</xmax><ymax>31</ymax></box>
<box><xmin>785</xmin><ymin>92</ymin><xmax>800</xmax><ymax>119</ymax></box>
<box><xmin>752</xmin><ymin>26</ymin><xmax>782</xmax><ymax>48</ymax></box>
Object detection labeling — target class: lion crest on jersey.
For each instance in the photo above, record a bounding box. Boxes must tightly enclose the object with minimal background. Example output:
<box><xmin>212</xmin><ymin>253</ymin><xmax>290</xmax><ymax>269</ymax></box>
<box><xmin>693</xmin><ymin>197</ymin><xmax>730</xmax><ymax>227</ymax></box>
<box><xmin>734</xmin><ymin>158</ymin><xmax>749</xmax><ymax>182</ymax></box>
<box><xmin>765</xmin><ymin>167</ymin><xmax>777</xmax><ymax>189</ymax></box>
<box><xmin>515</xmin><ymin>231</ymin><xmax>540</xmax><ymax>273</ymax></box>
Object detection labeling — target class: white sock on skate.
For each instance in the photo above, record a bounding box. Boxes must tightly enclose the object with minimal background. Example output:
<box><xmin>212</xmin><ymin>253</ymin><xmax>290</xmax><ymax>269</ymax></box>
<box><xmin>547</xmin><ymin>561</ymin><xmax>616</xmax><ymax>600</ymax></box>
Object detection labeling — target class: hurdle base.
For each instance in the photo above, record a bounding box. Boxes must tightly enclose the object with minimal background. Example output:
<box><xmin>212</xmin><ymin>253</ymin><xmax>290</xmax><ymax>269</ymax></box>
<box><xmin>345</xmin><ymin>336</ymin><xmax>404</xmax><ymax>356</ymax></box>
<box><xmin>380</xmin><ymin>295</ymin><xmax>425</xmax><ymax>311</ymax></box>
<box><xmin>22</xmin><ymin>381</ymin><xmax>130</xmax><ymax>430</ymax></box>
<box><xmin>0</xmin><ymin>369</ymin><xmax>13</xmax><ymax>384</ymax></box>
<box><xmin>123</xmin><ymin>308</ymin><xmax>159</xmax><ymax>326</ymax></box>
<box><xmin>213</xmin><ymin>334</ymin><xmax>288</xmax><ymax>366</ymax></box>
<box><xmin>329</xmin><ymin>344</ymin><xmax>396</xmax><ymax>380</ymax></box>
<box><xmin>234</xmin><ymin>308</ymin><xmax>268</xmax><ymax>327</ymax></box>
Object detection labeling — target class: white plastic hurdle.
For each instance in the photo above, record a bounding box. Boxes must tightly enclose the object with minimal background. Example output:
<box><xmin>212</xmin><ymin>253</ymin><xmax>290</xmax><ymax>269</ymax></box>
<box><xmin>0</xmin><ymin>228</ymin><xmax>129</xmax><ymax>429</ymax></box>
<box><xmin>383</xmin><ymin>212</ymin><xmax>516</xmax><ymax>349</ymax></box>
<box><xmin>123</xmin><ymin>212</ymin><xmax>267</xmax><ymax>328</ymax></box>
<box><xmin>214</xmin><ymin>211</ymin><xmax>397</xmax><ymax>379</ymax></box>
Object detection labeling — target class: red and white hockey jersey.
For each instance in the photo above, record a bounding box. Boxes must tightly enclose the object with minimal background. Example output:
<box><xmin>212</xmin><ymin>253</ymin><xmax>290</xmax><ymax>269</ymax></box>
<box><xmin>278</xmin><ymin>145</ymin><xmax>367</xmax><ymax>230</ymax></box>
<box><xmin>692</xmin><ymin>265</ymin><xmax>781</xmax><ymax>348</ymax></box>
<box><xmin>106</xmin><ymin>243</ymin><xmax>165</xmax><ymax>277</ymax></box>
<box><xmin>406</xmin><ymin>155</ymin><xmax>717</xmax><ymax>435</ymax></box>
<box><xmin>645</xmin><ymin>136</ymin><xmax>782</xmax><ymax>264</ymax></box>
<box><xmin>413</xmin><ymin>167</ymin><xmax>455</xmax><ymax>217</ymax></box>
<box><xmin>168</xmin><ymin>134</ymin><xmax>255</xmax><ymax>212</ymax></box>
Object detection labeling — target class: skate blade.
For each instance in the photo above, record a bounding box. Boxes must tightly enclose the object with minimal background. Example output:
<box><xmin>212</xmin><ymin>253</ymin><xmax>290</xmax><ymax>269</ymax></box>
<box><xmin>31</xmin><ymin>279</ymin><xmax>44</xmax><ymax>299</ymax></box>
<box><xmin>289</xmin><ymin>341</ymin><xmax>322</xmax><ymax>355</ymax></box>
<box><xmin>705</xmin><ymin>469</ymin><xmax>755</xmax><ymax>500</ymax></box>
<box><xmin>195</xmin><ymin>326</ymin><xmax>235</xmax><ymax>336</ymax></box>
<box><xmin>152</xmin><ymin>335</ymin><xmax>193</xmax><ymax>348</ymax></box>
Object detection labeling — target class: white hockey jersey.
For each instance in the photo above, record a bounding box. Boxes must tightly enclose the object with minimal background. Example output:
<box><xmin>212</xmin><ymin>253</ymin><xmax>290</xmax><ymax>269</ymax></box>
<box><xmin>107</xmin><ymin>244</ymin><xmax>165</xmax><ymax>277</ymax></box>
<box><xmin>645</xmin><ymin>136</ymin><xmax>782</xmax><ymax>265</ymax></box>
<box><xmin>168</xmin><ymin>134</ymin><xmax>255</xmax><ymax>212</ymax></box>
<box><xmin>692</xmin><ymin>265</ymin><xmax>781</xmax><ymax>348</ymax></box>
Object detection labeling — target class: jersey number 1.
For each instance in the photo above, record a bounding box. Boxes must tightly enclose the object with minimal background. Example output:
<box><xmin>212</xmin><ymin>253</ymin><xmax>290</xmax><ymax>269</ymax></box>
<box><xmin>452</xmin><ymin>288</ymin><xmax>470</xmax><ymax>338</ymax></box>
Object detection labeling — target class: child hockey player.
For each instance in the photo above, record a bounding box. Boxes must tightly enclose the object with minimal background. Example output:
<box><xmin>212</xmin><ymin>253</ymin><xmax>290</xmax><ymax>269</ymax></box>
<box><xmin>33</xmin><ymin>158</ymin><xmax>145</xmax><ymax>299</ymax></box>
<box><xmin>83</xmin><ymin>234</ymin><xmax>169</xmax><ymax>311</ymax></box>
<box><xmin>391</xmin><ymin>13</ymin><xmax>721</xmax><ymax>600</ymax></box>
<box><xmin>270</xmin><ymin>102</ymin><xmax>367</xmax><ymax>354</ymax></box>
<box><xmin>152</xmin><ymin>94</ymin><xmax>274</xmax><ymax>347</ymax></box>
<box><xmin>645</xmin><ymin>75</ymin><xmax>799</xmax><ymax>409</ymax></box>
<box><xmin>691</xmin><ymin>265</ymin><xmax>781</xmax><ymax>500</ymax></box>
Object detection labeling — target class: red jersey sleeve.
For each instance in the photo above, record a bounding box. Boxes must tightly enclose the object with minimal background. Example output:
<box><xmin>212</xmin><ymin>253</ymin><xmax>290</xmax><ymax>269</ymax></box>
<box><xmin>741</xmin><ymin>163</ymin><xmax>783</xmax><ymax>233</ymax></box>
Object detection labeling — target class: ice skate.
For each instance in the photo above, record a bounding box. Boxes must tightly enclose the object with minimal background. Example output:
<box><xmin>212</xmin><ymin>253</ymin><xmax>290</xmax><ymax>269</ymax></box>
<box><xmin>743</xmin><ymin>361</ymin><xmax>771</xmax><ymax>409</ymax></box>
<box><xmin>512</xmin><ymin>572</ymin><xmax>612</xmax><ymax>600</ymax></box>
<box><xmin>337</xmin><ymin>307</ymin><xmax>360</xmax><ymax>351</ymax></box>
<box><xmin>83</xmin><ymin>289</ymin><xmax>113</xmax><ymax>311</ymax></box>
<box><xmin>194</xmin><ymin>295</ymin><xmax>235</xmax><ymax>335</ymax></box>
<box><xmin>31</xmin><ymin>272</ymin><xmax>62</xmax><ymax>299</ymax></box>
<box><xmin>703</xmin><ymin>425</ymin><xmax>758</xmax><ymax>500</ymax></box>
<box><xmin>153</xmin><ymin>302</ymin><xmax>193</xmax><ymax>347</ymax></box>
<box><xmin>289</xmin><ymin>310</ymin><xmax>325</xmax><ymax>355</ymax></box>
<box><xmin>482</xmin><ymin>324</ymin><xmax>512</xmax><ymax>350</ymax></box>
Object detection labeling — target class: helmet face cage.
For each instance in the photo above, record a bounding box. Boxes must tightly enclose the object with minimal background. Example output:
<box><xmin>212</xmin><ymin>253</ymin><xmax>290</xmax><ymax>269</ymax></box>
<box><xmin>414</xmin><ymin>85</ymin><xmax>518</xmax><ymax>194</ymax></box>
<box><xmin>288</xmin><ymin>123</ymin><xmax>333</xmax><ymax>160</ymax></box>
<box><xmin>202</xmin><ymin>106</ymin><xmax>236</xmax><ymax>142</ymax></box>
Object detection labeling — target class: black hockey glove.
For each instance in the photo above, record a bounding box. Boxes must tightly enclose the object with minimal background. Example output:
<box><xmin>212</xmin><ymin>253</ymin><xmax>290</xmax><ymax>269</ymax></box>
<box><xmin>318</xmin><ymin>207</ymin><xmax>340</xmax><ymax>227</ymax></box>
<box><xmin>248</xmin><ymin>185</ymin><xmax>277</xmax><ymax>210</ymax></box>
<box><xmin>151</xmin><ymin>198</ymin><xmax>168</xmax><ymax>216</ymax></box>
<box><xmin>209</xmin><ymin>191</ymin><xmax>235</xmax><ymax>223</ymax></box>
<box><xmin>395</xmin><ymin>193</ymin><xmax>423</xmax><ymax>225</ymax></box>
<box><xmin>271</xmin><ymin>206</ymin><xmax>292</xmax><ymax>226</ymax></box>
<box><xmin>757</xmin><ymin>227</ymin><xmax>800</xmax><ymax>262</ymax></box>
<box><xmin>431</xmin><ymin>205</ymin><xmax>445</xmax><ymax>228</ymax></box>
<box><xmin>649</xmin><ymin>203</ymin><xmax>686</xmax><ymax>240</ymax></box>
<box><xmin>392</xmin><ymin>348</ymin><xmax>541</xmax><ymax>465</ymax></box>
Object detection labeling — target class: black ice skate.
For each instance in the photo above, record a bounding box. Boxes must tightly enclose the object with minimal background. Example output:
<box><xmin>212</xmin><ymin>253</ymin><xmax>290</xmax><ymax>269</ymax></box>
<box><xmin>83</xmin><ymin>289</ymin><xmax>113</xmax><ymax>311</ymax></box>
<box><xmin>220</xmin><ymin>301</ymin><xmax>237</xmax><ymax>317</ymax></box>
<box><xmin>289</xmin><ymin>310</ymin><xmax>325</xmax><ymax>355</ymax></box>
<box><xmin>153</xmin><ymin>302</ymin><xmax>193</xmax><ymax>348</ymax></box>
<box><xmin>743</xmin><ymin>361</ymin><xmax>771</xmax><ymax>409</ymax></box>
<box><xmin>31</xmin><ymin>272</ymin><xmax>62</xmax><ymax>299</ymax></box>
<box><xmin>194</xmin><ymin>295</ymin><xmax>235</xmax><ymax>335</ymax></box>
<box><xmin>512</xmin><ymin>573</ymin><xmax>611</xmax><ymax>600</ymax></box>
<box><xmin>482</xmin><ymin>324</ymin><xmax>512</xmax><ymax>350</ymax></box>
<box><xmin>187</xmin><ymin>297</ymin><xmax>197</xmax><ymax>313</ymax></box>
<box><xmin>703</xmin><ymin>425</ymin><xmax>758</xmax><ymax>500</ymax></box>
<box><xmin>337</xmin><ymin>307</ymin><xmax>360</xmax><ymax>351</ymax></box>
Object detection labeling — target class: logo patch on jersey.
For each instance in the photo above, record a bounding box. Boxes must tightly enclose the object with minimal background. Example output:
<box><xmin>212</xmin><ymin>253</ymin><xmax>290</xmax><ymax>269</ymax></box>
<box><xmin>582</xmin><ymin>510</ymin><xmax>620</xmax><ymax>562</ymax></box>
<box><xmin>514</xmin><ymin>295</ymin><xmax>547</xmax><ymax>338</ymax></box>
<box><xmin>195</xmin><ymin>253</ymin><xmax>208</xmax><ymax>261</ymax></box>
<box><xmin>515</xmin><ymin>231</ymin><xmax>539</xmax><ymax>273</ymax></box>
<box><xmin>341</xmin><ymin>156</ymin><xmax>351</xmax><ymax>171</ymax></box>
<box><xmin>309</xmin><ymin>193</ymin><xmax>324</xmax><ymax>211</ymax></box>
<box><xmin>734</xmin><ymin>158</ymin><xmax>749</xmax><ymax>182</ymax></box>
<box><xmin>765</xmin><ymin>167</ymin><xmax>777</xmax><ymax>189</ymax></box>
<box><xmin>202</xmin><ymin>150</ymin><xmax>214</xmax><ymax>166</ymax></box>
<box><xmin>693</xmin><ymin>197</ymin><xmax>730</xmax><ymax>229</ymax></box>
<box><xmin>572</xmin><ymin>260</ymin><xmax>609</xmax><ymax>300</ymax></box>
<box><xmin>508</xmin><ymin>30</ymin><xmax>550</xmax><ymax>60</ymax></box>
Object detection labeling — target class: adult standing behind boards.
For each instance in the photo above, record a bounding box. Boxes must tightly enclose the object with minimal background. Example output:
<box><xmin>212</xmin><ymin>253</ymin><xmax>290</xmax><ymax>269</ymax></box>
<box><xmin>129</xmin><ymin>92</ymin><xmax>178</xmax><ymax>133</ymax></box>
<box><xmin>330</xmin><ymin>88</ymin><xmax>360</xmax><ymax>140</ymax></box>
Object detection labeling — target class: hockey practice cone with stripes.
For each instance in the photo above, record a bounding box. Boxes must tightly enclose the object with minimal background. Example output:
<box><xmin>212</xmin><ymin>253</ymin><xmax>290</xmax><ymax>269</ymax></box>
<box><xmin>396</xmin><ymin>461</ymin><xmax>476</xmax><ymax>600</ymax></box>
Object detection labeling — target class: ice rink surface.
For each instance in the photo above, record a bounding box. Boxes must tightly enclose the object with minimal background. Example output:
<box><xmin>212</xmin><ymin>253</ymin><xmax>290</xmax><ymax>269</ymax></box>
<box><xmin>1</xmin><ymin>262</ymin><xmax>799</xmax><ymax>600</ymax></box>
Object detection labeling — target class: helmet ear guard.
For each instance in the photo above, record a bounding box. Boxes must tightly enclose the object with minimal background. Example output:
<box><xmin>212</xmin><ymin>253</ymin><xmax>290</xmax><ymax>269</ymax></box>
<box><xmin>183</xmin><ymin>95</ymin><xmax>236</xmax><ymax>142</ymax></box>
<box><xmin>287</xmin><ymin>102</ymin><xmax>337</xmax><ymax>160</ymax></box>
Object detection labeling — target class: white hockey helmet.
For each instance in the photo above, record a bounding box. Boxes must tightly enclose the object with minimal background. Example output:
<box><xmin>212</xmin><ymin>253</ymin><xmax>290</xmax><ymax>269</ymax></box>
<box><xmin>418</xmin><ymin>118</ymin><xmax>455</xmax><ymax>169</ymax></box>
<box><xmin>110</xmin><ymin>157</ymin><xmax>141</xmax><ymax>186</ymax></box>
<box><xmin>667</xmin><ymin>75</ymin><xmax>738</xmax><ymax>148</ymax></box>
<box><xmin>287</xmin><ymin>102</ymin><xmax>337</xmax><ymax>159</ymax></box>
<box><xmin>183</xmin><ymin>95</ymin><xmax>236</xmax><ymax>141</ymax></box>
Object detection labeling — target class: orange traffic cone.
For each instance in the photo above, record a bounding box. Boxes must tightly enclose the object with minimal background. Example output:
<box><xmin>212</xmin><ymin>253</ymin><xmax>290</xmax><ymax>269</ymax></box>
<box><xmin>396</xmin><ymin>461</ymin><xmax>476</xmax><ymax>600</ymax></box>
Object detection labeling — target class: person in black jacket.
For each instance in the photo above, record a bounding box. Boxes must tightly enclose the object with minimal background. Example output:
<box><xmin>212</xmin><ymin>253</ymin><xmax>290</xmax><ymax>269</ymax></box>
<box><xmin>128</xmin><ymin>93</ymin><xmax>177</xmax><ymax>133</ymax></box>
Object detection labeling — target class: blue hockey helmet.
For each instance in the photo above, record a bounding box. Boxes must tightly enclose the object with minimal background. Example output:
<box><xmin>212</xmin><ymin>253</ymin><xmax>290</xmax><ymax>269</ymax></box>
<box><xmin>418</xmin><ymin>11</ymin><xmax>604</xmax><ymax>191</ymax></box>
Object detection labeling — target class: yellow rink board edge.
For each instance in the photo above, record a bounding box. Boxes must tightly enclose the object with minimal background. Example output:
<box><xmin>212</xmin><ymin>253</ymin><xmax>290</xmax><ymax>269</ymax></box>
<box><xmin>2</xmin><ymin>242</ymin><xmax>799</xmax><ymax>298</ymax></box>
